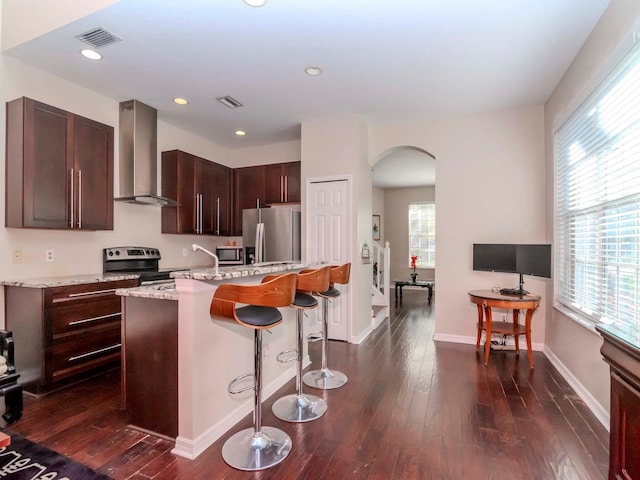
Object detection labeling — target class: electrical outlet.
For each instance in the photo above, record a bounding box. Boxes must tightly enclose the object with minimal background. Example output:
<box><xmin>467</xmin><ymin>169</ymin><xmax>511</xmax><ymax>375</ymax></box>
<box><xmin>182</xmin><ymin>248</ymin><xmax>188</xmax><ymax>257</ymax></box>
<box><xmin>12</xmin><ymin>250</ymin><xmax>22</xmax><ymax>264</ymax></box>
<box><xmin>46</xmin><ymin>250</ymin><xmax>54</xmax><ymax>262</ymax></box>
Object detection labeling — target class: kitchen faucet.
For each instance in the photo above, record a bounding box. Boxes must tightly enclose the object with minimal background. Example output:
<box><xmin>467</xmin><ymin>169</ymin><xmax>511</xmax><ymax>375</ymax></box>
<box><xmin>190</xmin><ymin>244</ymin><xmax>219</xmax><ymax>274</ymax></box>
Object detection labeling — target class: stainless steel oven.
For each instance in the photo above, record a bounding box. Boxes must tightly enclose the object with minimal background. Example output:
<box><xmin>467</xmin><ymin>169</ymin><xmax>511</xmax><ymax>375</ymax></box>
<box><xmin>216</xmin><ymin>246</ymin><xmax>243</xmax><ymax>265</ymax></box>
<box><xmin>103</xmin><ymin>246</ymin><xmax>181</xmax><ymax>284</ymax></box>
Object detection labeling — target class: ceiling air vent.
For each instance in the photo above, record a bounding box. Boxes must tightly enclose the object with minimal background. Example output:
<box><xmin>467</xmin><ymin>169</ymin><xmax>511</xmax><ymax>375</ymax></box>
<box><xmin>216</xmin><ymin>96</ymin><xmax>243</xmax><ymax>109</ymax></box>
<box><xmin>75</xmin><ymin>27</ymin><xmax>122</xmax><ymax>49</ymax></box>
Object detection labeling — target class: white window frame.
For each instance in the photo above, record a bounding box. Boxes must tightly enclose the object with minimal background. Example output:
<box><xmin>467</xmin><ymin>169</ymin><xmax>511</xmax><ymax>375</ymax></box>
<box><xmin>554</xmin><ymin>41</ymin><xmax>640</xmax><ymax>334</ymax></box>
<box><xmin>408</xmin><ymin>202</ymin><xmax>435</xmax><ymax>269</ymax></box>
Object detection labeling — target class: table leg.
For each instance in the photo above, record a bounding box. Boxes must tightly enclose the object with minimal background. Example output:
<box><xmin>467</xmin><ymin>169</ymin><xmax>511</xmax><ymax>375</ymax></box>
<box><xmin>427</xmin><ymin>284</ymin><xmax>433</xmax><ymax>303</ymax></box>
<box><xmin>399</xmin><ymin>285</ymin><xmax>403</xmax><ymax>300</ymax></box>
<box><xmin>475</xmin><ymin>304</ymin><xmax>484</xmax><ymax>350</ymax></box>
<box><xmin>394</xmin><ymin>283</ymin><xmax>399</xmax><ymax>304</ymax></box>
<box><xmin>483</xmin><ymin>304</ymin><xmax>492</xmax><ymax>365</ymax></box>
<box><xmin>512</xmin><ymin>309</ymin><xmax>520</xmax><ymax>355</ymax></box>
<box><xmin>525</xmin><ymin>307</ymin><xmax>536</xmax><ymax>368</ymax></box>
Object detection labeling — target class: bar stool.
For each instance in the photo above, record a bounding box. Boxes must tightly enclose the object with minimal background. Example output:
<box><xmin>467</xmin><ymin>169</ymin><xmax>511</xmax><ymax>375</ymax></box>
<box><xmin>303</xmin><ymin>263</ymin><xmax>351</xmax><ymax>390</ymax></box>
<box><xmin>209</xmin><ymin>273</ymin><xmax>297</xmax><ymax>471</ymax></box>
<box><xmin>271</xmin><ymin>266</ymin><xmax>331</xmax><ymax>423</ymax></box>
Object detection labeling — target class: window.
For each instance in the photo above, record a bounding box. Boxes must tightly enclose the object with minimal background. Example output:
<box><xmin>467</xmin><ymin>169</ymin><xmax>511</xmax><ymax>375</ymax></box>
<box><xmin>555</xmin><ymin>42</ymin><xmax>640</xmax><ymax>334</ymax></box>
<box><xmin>408</xmin><ymin>203</ymin><xmax>435</xmax><ymax>268</ymax></box>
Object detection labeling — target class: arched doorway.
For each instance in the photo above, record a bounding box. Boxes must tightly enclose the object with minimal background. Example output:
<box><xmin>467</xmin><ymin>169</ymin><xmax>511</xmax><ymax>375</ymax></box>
<box><xmin>371</xmin><ymin>145</ymin><xmax>436</xmax><ymax>282</ymax></box>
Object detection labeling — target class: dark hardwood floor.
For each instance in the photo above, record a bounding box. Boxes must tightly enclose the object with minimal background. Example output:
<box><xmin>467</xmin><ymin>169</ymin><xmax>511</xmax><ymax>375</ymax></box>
<box><xmin>3</xmin><ymin>290</ymin><xmax>609</xmax><ymax>479</ymax></box>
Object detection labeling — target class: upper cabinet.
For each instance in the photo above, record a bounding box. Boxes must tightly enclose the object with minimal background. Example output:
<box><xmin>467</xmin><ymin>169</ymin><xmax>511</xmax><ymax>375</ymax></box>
<box><xmin>5</xmin><ymin>97</ymin><xmax>114</xmax><ymax>230</ymax></box>
<box><xmin>232</xmin><ymin>161</ymin><xmax>301</xmax><ymax>235</ymax></box>
<box><xmin>263</xmin><ymin>162</ymin><xmax>301</xmax><ymax>205</ymax></box>
<box><xmin>161</xmin><ymin>150</ymin><xmax>232</xmax><ymax>235</ymax></box>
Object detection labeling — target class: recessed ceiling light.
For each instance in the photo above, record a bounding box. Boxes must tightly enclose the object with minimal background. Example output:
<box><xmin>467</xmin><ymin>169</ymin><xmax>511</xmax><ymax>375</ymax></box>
<box><xmin>173</xmin><ymin>98</ymin><xmax>189</xmax><ymax>105</ymax></box>
<box><xmin>304</xmin><ymin>66</ymin><xmax>322</xmax><ymax>76</ymax></box>
<box><xmin>80</xmin><ymin>49</ymin><xmax>102</xmax><ymax>60</ymax></box>
<box><xmin>243</xmin><ymin>0</ymin><xmax>267</xmax><ymax>7</ymax></box>
<box><xmin>235</xmin><ymin>130</ymin><xmax>246</xmax><ymax>136</ymax></box>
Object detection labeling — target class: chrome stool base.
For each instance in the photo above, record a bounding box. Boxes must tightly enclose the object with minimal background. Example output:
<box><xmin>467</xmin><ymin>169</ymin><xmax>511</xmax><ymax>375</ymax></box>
<box><xmin>221</xmin><ymin>426</ymin><xmax>292</xmax><ymax>471</ymax></box>
<box><xmin>303</xmin><ymin>368</ymin><xmax>348</xmax><ymax>390</ymax></box>
<box><xmin>272</xmin><ymin>393</ymin><xmax>327</xmax><ymax>422</ymax></box>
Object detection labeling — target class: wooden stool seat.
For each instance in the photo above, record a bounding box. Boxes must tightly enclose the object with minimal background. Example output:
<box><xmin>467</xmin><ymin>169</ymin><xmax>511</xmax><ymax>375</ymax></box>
<box><xmin>235</xmin><ymin>306</ymin><xmax>283</xmax><ymax>328</ymax></box>
<box><xmin>293</xmin><ymin>292</ymin><xmax>318</xmax><ymax>309</ymax></box>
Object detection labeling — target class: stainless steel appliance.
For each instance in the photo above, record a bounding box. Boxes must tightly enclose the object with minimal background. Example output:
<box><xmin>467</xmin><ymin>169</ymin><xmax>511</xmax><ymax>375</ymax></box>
<box><xmin>242</xmin><ymin>207</ymin><xmax>301</xmax><ymax>264</ymax></box>
<box><xmin>103</xmin><ymin>246</ymin><xmax>184</xmax><ymax>284</ymax></box>
<box><xmin>216</xmin><ymin>245</ymin><xmax>243</xmax><ymax>265</ymax></box>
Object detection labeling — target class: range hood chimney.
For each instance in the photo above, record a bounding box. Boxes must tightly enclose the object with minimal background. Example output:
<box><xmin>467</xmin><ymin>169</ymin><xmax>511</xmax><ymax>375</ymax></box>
<box><xmin>115</xmin><ymin>99</ymin><xmax>177</xmax><ymax>206</ymax></box>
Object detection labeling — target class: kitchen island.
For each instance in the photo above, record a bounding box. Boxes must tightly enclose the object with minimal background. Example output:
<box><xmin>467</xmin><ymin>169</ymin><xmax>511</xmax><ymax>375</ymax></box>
<box><xmin>117</xmin><ymin>262</ymin><xmax>308</xmax><ymax>459</ymax></box>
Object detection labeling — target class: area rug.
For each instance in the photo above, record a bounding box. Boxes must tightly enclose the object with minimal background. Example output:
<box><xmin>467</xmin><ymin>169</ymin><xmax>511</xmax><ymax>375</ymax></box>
<box><xmin>0</xmin><ymin>430</ymin><xmax>112</xmax><ymax>479</ymax></box>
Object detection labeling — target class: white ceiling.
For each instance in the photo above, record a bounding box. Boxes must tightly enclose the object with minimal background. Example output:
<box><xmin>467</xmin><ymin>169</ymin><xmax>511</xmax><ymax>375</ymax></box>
<box><xmin>3</xmin><ymin>0</ymin><xmax>610</xmax><ymax>187</ymax></box>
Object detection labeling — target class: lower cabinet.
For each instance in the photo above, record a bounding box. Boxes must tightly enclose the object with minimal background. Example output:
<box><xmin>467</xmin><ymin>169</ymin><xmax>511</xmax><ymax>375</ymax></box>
<box><xmin>598</xmin><ymin>325</ymin><xmax>640</xmax><ymax>480</ymax></box>
<box><xmin>5</xmin><ymin>279</ymin><xmax>138</xmax><ymax>394</ymax></box>
<box><xmin>121</xmin><ymin>296</ymin><xmax>178</xmax><ymax>438</ymax></box>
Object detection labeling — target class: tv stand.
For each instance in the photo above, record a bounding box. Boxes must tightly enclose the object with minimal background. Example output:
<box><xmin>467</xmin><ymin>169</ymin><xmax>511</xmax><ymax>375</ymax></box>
<box><xmin>500</xmin><ymin>274</ymin><xmax>528</xmax><ymax>296</ymax></box>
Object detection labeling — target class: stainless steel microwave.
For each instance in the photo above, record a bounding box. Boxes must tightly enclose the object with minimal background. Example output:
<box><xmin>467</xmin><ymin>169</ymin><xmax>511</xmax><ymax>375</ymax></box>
<box><xmin>216</xmin><ymin>246</ymin><xmax>243</xmax><ymax>265</ymax></box>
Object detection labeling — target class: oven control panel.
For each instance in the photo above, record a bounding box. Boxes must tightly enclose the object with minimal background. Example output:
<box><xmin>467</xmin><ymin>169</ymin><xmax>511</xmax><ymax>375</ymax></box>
<box><xmin>104</xmin><ymin>246</ymin><xmax>161</xmax><ymax>261</ymax></box>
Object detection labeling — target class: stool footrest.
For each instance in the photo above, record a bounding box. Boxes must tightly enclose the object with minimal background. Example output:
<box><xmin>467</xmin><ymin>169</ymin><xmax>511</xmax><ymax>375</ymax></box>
<box><xmin>277</xmin><ymin>348</ymin><xmax>298</xmax><ymax>364</ymax></box>
<box><xmin>307</xmin><ymin>332</ymin><xmax>323</xmax><ymax>343</ymax></box>
<box><xmin>228</xmin><ymin>373</ymin><xmax>255</xmax><ymax>395</ymax></box>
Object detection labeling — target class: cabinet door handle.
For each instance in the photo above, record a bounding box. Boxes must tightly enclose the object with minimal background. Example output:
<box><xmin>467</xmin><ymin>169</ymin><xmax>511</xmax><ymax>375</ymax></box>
<box><xmin>194</xmin><ymin>193</ymin><xmax>201</xmax><ymax>234</ymax></box>
<box><xmin>216</xmin><ymin>197</ymin><xmax>220</xmax><ymax>235</ymax></box>
<box><xmin>68</xmin><ymin>343</ymin><xmax>121</xmax><ymax>362</ymax></box>
<box><xmin>69</xmin><ymin>312</ymin><xmax>120</xmax><ymax>326</ymax></box>
<box><xmin>199</xmin><ymin>193</ymin><xmax>203</xmax><ymax>233</ymax></box>
<box><xmin>280</xmin><ymin>175</ymin><xmax>284</xmax><ymax>202</ymax></box>
<box><xmin>285</xmin><ymin>175</ymin><xmax>288</xmax><ymax>202</ymax></box>
<box><xmin>66</xmin><ymin>288</ymin><xmax>118</xmax><ymax>298</ymax></box>
<box><xmin>77</xmin><ymin>169</ymin><xmax>82</xmax><ymax>229</ymax></box>
<box><xmin>69</xmin><ymin>168</ymin><xmax>75</xmax><ymax>228</ymax></box>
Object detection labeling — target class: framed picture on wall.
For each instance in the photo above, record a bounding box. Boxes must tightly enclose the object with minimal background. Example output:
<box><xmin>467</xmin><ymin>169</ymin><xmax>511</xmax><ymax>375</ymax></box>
<box><xmin>372</xmin><ymin>214</ymin><xmax>381</xmax><ymax>241</ymax></box>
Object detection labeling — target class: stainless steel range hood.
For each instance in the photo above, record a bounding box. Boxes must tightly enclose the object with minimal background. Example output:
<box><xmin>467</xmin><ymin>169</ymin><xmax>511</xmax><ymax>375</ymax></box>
<box><xmin>115</xmin><ymin>100</ymin><xmax>178</xmax><ymax>206</ymax></box>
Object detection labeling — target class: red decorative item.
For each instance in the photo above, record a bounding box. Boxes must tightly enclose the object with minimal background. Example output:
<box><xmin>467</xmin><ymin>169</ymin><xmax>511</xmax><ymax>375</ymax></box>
<box><xmin>410</xmin><ymin>255</ymin><xmax>418</xmax><ymax>271</ymax></box>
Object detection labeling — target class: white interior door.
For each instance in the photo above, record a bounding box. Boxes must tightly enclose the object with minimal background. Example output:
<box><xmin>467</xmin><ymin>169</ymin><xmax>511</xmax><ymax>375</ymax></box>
<box><xmin>306</xmin><ymin>178</ymin><xmax>350</xmax><ymax>341</ymax></box>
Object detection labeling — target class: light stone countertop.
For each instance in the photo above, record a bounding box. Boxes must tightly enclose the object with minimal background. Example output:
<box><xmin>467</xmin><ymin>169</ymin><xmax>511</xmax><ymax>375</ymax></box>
<box><xmin>116</xmin><ymin>262</ymin><xmax>308</xmax><ymax>300</ymax></box>
<box><xmin>0</xmin><ymin>273</ymin><xmax>140</xmax><ymax>288</ymax></box>
<box><xmin>116</xmin><ymin>282</ymin><xmax>178</xmax><ymax>301</ymax></box>
<box><xmin>171</xmin><ymin>262</ymin><xmax>307</xmax><ymax>281</ymax></box>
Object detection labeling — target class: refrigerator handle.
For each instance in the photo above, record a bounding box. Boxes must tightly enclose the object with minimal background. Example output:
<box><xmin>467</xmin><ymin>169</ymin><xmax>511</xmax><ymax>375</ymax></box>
<box><xmin>256</xmin><ymin>222</ymin><xmax>264</xmax><ymax>263</ymax></box>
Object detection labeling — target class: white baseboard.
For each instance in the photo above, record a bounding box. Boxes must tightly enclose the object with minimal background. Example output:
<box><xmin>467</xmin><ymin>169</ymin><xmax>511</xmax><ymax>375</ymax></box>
<box><xmin>543</xmin><ymin>347</ymin><xmax>609</xmax><ymax>430</ymax></box>
<box><xmin>171</xmin><ymin>360</ymin><xmax>306</xmax><ymax>459</ymax></box>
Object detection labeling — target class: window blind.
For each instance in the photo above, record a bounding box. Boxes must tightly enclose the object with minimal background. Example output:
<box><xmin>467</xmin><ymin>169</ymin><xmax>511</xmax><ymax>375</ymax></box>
<box><xmin>555</xmin><ymin>42</ymin><xmax>640</xmax><ymax>334</ymax></box>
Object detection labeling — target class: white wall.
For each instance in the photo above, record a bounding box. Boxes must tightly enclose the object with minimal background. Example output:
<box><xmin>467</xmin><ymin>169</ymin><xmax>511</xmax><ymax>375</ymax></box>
<box><xmin>383</xmin><ymin>186</ymin><xmax>435</xmax><ymax>281</ymax></box>
<box><xmin>370</xmin><ymin>106</ymin><xmax>547</xmax><ymax>345</ymax></box>
<box><xmin>301</xmin><ymin>114</ymin><xmax>372</xmax><ymax>341</ymax></box>
<box><xmin>544</xmin><ymin>0</ymin><xmax>640</xmax><ymax>415</ymax></box>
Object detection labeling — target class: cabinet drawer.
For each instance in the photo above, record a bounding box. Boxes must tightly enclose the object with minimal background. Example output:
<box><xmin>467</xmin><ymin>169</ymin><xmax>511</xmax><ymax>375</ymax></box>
<box><xmin>46</xmin><ymin>297</ymin><xmax>121</xmax><ymax>343</ymax></box>
<box><xmin>44</xmin><ymin>279</ymin><xmax>138</xmax><ymax>308</ymax></box>
<box><xmin>46</xmin><ymin>325</ymin><xmax>121</xmax><ymax>382</ymax></box>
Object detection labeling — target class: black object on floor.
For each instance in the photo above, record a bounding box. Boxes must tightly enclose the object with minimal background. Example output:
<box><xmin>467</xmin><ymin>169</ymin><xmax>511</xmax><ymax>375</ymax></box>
<box><xmin>0</xmin><ymin>430</ymin><xmax>112</xmax><ymax>479</ymax></box>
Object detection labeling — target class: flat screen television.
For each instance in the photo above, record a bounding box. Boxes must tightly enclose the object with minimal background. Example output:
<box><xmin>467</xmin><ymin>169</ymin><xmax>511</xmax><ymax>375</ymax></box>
<box><xmin>473</xmin><ymin>243</ymin><xmax>551</xmax><ymax>295</ymax></box>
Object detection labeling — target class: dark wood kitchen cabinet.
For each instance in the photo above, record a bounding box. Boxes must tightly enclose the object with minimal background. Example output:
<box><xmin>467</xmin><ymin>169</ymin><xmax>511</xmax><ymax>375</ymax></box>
<box><xmin>232</xmin><ymin>161</ymin><xmax>300</xmax><ymax>235</ymax></box>
<box><xmin>597</xmin><ymin>324</ymin><xmax>640</xmax><ymax>480</ymax></box>
<box><xmin>5</xmin><ymin>97</ymin><xmax>114</xmax><ymax>230</ymax></box>
<box><xmin>264</xmin><ymin>161</ymin><xmax>301</xmax><ymax>205</ymax></box>
<box><xmin>122</xmin><ymin>296</ymin><xmax>178</xmax><ymax>438</ymax></box>
<box><xmin>5</xmin><ymin>278</ymin><xmax>137</xmax><ymax>394</ymax></box>
<box><xmin>161</xmin><ymin>150</ymin><xmax>232</xmax><ymax>235</ymax></box>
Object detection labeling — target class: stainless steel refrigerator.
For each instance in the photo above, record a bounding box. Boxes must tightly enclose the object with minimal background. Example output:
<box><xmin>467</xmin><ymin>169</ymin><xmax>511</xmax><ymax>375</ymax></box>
<box><xmin>242</xmin><ymin>207</ymin><xmax>301</xmax><ymax>264</ymax></box>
